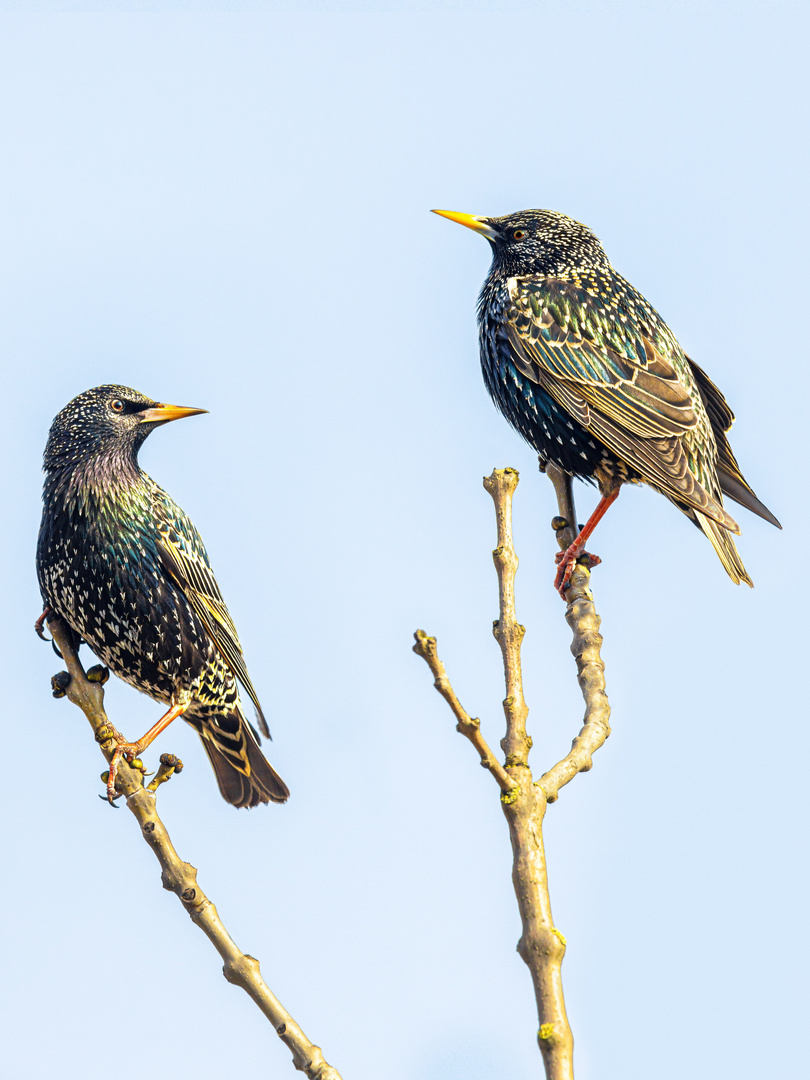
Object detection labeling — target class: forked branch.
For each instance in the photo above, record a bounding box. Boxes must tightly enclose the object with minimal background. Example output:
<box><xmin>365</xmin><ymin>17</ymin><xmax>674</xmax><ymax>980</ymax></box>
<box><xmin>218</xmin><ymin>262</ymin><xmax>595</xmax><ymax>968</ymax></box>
<box><xmin>46</xmin><ymin>615</ymin><xmax>343</xmax><ymax>1080</ymax></box>
<box><xmin>413</xmin><ymin>466</ymin><xmax>611</xmax><ymax>1080</ymax></box>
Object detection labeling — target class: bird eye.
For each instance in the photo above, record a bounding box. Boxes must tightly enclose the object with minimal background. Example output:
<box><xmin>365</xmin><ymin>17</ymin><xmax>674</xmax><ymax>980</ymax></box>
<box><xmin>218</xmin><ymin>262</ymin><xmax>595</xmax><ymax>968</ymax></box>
<box><xmin>513</xmin><ymin>229</ymin><xmax>526</xmax><ymax>240</ymax></box>
<box><xmin>110</xmin><ymin>399</ymin><xmax>125</xmax><ymax>413</ymax></box>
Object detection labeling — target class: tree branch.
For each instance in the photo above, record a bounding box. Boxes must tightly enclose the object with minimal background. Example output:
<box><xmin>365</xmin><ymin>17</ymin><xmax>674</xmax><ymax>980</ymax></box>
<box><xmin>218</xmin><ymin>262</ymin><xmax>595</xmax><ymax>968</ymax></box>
<box><xmin>413</xmin><ymin>466</ymin><xmax>613</xmax><ymax>1080</ymax></box>
<box><xmin>482</xmin><ymin>469</ymin><xmax>573</xmax><ymax>1079</ymax></box>
<box><xmin>411</xmin><ymin>630</ymin><xmax>513</xmax><ymax>792</ymax></box>
<box><xmin>483</xmin><ymin>468</ymin><xmax>532</xmax><ymax>770</ymax></box>
<box><xmin>538</xmin><ymin>463</ymin><xmax>612</xmax><ymax>802</ymax></box>
<box><xmin>46</xmin><ymin>615</ymin><xmax>343</xmax><ymax>1080</ymax></box>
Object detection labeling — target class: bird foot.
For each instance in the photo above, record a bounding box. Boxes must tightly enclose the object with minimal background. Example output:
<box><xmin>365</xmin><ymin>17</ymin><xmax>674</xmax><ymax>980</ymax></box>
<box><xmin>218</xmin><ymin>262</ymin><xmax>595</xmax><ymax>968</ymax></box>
<box><xmin>35</xmin><ymin>606</ymin><xmax>52</xmax><ymax>641</ymax></box>
<box><xmin>93</xmin><ymin>724</ymin><xmax>146</xmax><ymax>804</ymax></box>
<box><xmin>104</xmin><ymin>742</ymin><xmax>148</xmax><ymax>804</ymax></box>
<box><xmin>554</xmin><ymin>544</ymin><xmax>601</xmax><ymax>598</ymax></box>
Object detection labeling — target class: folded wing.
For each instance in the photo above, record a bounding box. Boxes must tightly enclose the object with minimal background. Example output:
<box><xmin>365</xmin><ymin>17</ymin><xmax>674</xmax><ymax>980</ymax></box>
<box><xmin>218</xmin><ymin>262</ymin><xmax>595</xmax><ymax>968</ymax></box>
<box><xmin>504</xmin><ymin>276</ymin><xmax>739</xmax><ymax>532</ymax></box>
<box><xmin>153</xmin><ymin>494</ymin><xmax>271</xmax><ymax>739</ymax></box>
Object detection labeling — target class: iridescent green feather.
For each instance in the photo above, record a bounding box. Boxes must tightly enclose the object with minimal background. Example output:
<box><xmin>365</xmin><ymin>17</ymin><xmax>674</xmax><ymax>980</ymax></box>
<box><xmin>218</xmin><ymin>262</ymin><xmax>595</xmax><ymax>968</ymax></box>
<box><xmin>503</xmin><ymin>273</ymin><xmax>747</xmax><ymax>536</ymax></box>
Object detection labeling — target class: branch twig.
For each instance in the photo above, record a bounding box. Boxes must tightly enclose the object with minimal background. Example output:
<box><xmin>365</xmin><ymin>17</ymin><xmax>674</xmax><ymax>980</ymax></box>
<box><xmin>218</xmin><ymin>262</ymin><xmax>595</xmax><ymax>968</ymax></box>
<box><xmin>411</xmin><ymin>630</ymin><xmax>513</xmax><ymax>792</ymax></box>
<box><xmin>483</xmin><ymin>468</ymin><xmax>532</xmax><ymax>770</ymax></box>
<box><xmin>413</xmin><ymin>465</ymin><xmax>613</xmax><ymax>1080</ymax></box>
<box><xmin>482</xmin><ymin>469</ymin><xmax>573</xmax><ymax>1079</ymax></box>
<box><xmin>539</xmin><ymin>463</ymin><xmax>612</xmax><ymax>802</ymax></box>
<box><xmin>46</xmin><ymin>615</ymin><xmax>343</xmax><ymax>1080</ymax></box>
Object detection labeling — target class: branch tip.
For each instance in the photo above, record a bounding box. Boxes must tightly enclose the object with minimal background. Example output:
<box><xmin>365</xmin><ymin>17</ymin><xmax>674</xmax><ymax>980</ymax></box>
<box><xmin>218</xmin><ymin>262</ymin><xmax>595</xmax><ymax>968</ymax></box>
<box><xmin>412</xmin><ymin>628</ymin><xmax>513</xmax><ymax>793</ymax></box>
<box><xmin>147</xmin><ymin>753</ymin><xmax>185</xmax><ymax>793</ymax></box>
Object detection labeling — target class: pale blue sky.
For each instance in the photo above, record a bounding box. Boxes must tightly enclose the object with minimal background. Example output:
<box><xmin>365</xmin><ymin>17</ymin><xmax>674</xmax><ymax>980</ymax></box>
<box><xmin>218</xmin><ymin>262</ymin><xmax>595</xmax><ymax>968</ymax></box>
<box><xmin>1</xmin><ymin>5</ymin><xmax>807</xmax><ymax>1079</ymax></box>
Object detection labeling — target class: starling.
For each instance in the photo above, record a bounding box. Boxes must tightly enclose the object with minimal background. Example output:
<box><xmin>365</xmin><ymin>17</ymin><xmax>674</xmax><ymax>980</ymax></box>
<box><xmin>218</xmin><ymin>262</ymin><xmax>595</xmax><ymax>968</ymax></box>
<box><xmin>37</xmin><ymin>385</ymin><xmax>289</xmax><ymax>807</ymax></box>
<box><xmin>434</xmin><ymin>209</ymin><xmax>780</xmax><ymax>594</ymax></box>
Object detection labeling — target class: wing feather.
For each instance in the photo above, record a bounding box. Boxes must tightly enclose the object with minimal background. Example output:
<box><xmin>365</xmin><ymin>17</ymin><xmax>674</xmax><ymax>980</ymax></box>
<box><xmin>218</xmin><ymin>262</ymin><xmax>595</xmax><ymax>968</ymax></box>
<box><xmin>544</xmin><ymin>373</ymin><xmax>740</xmax><ymax>531</ymax></box>
<box><xmin>153</xmin><ymin>495</ymin><xmax>270</xmax><ymax>738</ymax></box>
<box><xmin>504</xmin><ymin>277</ymin><xmax>739</xmax><ymax>529</ymax></box>
<box><xmin>687</xmin><ymin>355</ymin><xmax>781</xmax><ymax>528</ymax></box>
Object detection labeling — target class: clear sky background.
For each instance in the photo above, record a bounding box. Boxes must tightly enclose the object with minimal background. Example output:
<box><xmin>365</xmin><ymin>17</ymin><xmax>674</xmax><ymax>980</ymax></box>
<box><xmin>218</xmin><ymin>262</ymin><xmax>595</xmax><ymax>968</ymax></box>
<box><xmin>1</xmin><ymin>3</ymin><xmax>807</xmax><ymax>1078</ymax></box>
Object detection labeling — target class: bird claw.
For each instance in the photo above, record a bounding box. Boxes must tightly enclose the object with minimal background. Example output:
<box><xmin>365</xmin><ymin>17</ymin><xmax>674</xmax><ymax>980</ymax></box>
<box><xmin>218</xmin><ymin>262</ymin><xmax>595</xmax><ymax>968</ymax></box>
<box><xmin>92</xmin><ymin>723</ymin><xmax>143</xmax><ymax>803</ymax></box>
<box><xmin>35</xmin><ymin>606</ymin><xmax>52</xmax><ymax>641</ymax></box>
<box><xmin>36</xmin><ymin>606</ymin><xmax>66</xmax><ymax>657</ymax></box>
<box><xmin>554</xmin><ymin>545</ymin><xmax>601</xmax><ymax>598</ymax></box>
<box><xmin>105</xmin><ymin>741</ymin><xmax>146</xmax><ymax>803</ymax></box>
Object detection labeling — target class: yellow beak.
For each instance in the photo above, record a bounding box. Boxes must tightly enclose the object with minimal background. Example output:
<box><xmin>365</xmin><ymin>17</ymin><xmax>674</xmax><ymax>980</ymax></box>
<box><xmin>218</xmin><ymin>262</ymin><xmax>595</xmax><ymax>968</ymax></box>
<box><xmin>138</xmin><ymin>404</ymin><xmax>208</xmax><ymax>425</ymax></box>
<box><xmin>432</xmin><ymin>209</ymin><xmax>499</xmax><ymax>240</ymax></box>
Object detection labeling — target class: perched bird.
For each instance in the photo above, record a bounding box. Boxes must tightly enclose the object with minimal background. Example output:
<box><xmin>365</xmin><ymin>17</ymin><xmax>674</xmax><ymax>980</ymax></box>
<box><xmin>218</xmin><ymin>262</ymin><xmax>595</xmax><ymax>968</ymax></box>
<box><xmin>434</xmin><ymin>209</ymin><xmax>780</xmax><ymax>594</ymax></box>
<box><xmin>37</xmin><ymin>385</ymin><xmax>289</xmax><ymax>808</ymax></box>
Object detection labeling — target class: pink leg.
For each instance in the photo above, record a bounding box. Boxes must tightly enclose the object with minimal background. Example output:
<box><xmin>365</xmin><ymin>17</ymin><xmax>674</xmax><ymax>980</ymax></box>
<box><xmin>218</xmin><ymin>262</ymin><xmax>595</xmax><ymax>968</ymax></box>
<box><xmin>35</xmin><ymin>606</ymin><xmax>52</xmax><ymax>640</ymax></box>
<box><xmin>106</xmin><ymin>702</ymin><xmax>189</xmax><ymax>803</ymax></box>
<box><xmin>554</xmin><ymin>489</ymin><xmax>620</xmax><ymax>599</ymax></box>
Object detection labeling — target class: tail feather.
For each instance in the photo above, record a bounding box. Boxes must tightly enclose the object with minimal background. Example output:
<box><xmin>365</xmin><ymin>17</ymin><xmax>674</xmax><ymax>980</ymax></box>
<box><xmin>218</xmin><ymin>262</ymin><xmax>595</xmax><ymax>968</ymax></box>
<box><xmin>717</xmin><ymin>466</ymin><xmax>782</xmax><ymax>529</ymax></box>
<box><xmin>694</xmin><ymin>510</ymin><xmax>754</xmax><ymax>588</ymax></box>
<box><xmin>686</xmin><ymin>354</ymin><xmax>781</xmax><ymax>530</ymax></box>
<box><xmin>196</xmin><ymin>710</ymin><xmax>289</xmax><ymax>809</ymax></box>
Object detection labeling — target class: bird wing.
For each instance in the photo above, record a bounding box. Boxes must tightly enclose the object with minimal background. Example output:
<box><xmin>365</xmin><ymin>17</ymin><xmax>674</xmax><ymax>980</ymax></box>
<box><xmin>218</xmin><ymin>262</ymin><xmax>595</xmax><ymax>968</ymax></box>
<box><xmin>504</xmin><ymin>276</ymin><xmax>739</xmax><ymax>530</ymax></box>
<box><xmin>151</xmin><ymin>491</ymin><xmax>270</xmax><ymax>738</ymax></box>
<box><xmin>686</xmin><ymin>355</ymin><xmax>781</xmax><ymax>528</ymax></box>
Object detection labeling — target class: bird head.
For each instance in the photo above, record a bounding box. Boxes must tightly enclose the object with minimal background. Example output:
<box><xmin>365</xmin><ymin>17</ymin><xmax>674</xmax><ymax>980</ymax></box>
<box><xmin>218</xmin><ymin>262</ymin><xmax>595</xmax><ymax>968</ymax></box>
<box><xmin>432</xmin><ymin>208</ymin><xmax>611</xmax><ymax>277</ymax></box>
<box><xmin>43</xmin><ymin>384</ymin><xmax>207</xmax><ymax>473</ymax></box>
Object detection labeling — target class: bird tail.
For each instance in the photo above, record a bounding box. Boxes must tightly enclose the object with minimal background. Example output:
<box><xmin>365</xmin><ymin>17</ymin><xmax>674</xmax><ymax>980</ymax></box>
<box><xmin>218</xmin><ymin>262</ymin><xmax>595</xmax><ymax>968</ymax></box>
<box><xmin>694</xmin><ymin>510</ymin><xmax>754</xmax><ymax>588</ymax></box>
<box><xmin>716</xmin><ymin>464</ymin><xmax>782</xmax><ymax>529</ymax></box>
<box><xmin>197</xmin><ymin>709</ymin><xmax>289</xmax><ymax>809</ymax></box>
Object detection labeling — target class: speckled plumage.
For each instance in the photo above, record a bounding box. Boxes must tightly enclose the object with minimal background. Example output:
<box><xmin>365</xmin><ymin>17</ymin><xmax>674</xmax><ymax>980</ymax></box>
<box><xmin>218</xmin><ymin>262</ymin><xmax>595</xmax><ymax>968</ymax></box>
<box><xmin>37</xmin><ymin>385</ymin><xmax>288</xmax><ymax>807</ymax></box>
<box><xmin>436</xmin><ymin>208</ymin><xmax>780</xmax><ymax>584</ymax></box>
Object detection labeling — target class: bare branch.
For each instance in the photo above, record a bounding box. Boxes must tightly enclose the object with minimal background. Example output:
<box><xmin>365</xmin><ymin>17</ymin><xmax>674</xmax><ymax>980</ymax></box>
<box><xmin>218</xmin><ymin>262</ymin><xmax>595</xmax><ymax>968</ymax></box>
<box><xmin>47</xmin><ymin>615</ymin><xmax>343</xmax><ymax>1080</ymax></box>
<box><xmin>482</xmin><ymin>468</ymin><xmax>531</xmax><ymax>768</ymax></box>
<box><xmin>539</xmin><ymin>463</ymin><xmax>612</xmax><ymax>803</ymax></box>
<box><xmin>542</xmin><ymin>460</ymin><xmax>578</xmax><ymax>552</ymax></box>
<box><xmin>482</xmin><ymin>469</ymin><xmax>574</xmax><ymax>1080</ymax></box>
<box><xmin>412</xmin><ymin>629</ymin><xmax>513</xmax><ymax>792</ymax></box>
<box><xmin>413</xmin><ymin>464</ymin><xmax>613</xmax><ymax>1078</ymax></box>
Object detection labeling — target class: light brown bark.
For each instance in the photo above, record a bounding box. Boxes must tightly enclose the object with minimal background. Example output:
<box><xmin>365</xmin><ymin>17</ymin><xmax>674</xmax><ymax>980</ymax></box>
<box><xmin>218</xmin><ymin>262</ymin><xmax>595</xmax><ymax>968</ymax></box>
<box><xmin>46</xmin><ymin>615</ymin><xmax>343</xmax><ymax>1080</ymax></box>
<box><xmin>414</xmin><ymin>466</ymin><xmax>612</xmax><ymax>1079</ymax></box>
